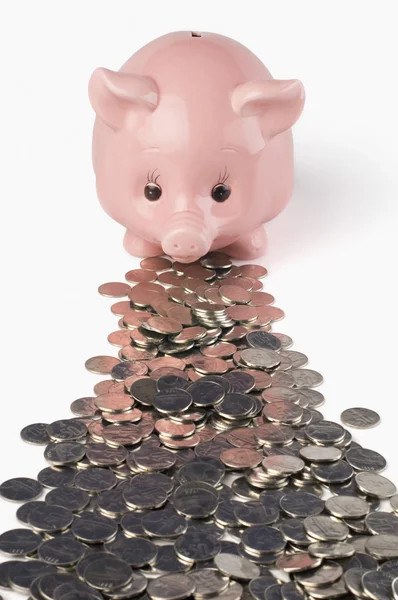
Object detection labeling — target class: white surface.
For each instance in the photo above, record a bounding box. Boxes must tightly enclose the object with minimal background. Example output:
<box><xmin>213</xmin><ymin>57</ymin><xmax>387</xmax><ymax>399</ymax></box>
<box><xmin>0</xmin><ymin>0</ymin><xmax>398</xmax><ymax>596</ymax></box>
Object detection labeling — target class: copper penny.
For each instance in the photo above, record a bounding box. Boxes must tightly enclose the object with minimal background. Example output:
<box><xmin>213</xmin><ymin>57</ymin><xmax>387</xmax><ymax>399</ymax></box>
<box><xmin>244</xmin><ymin>369</ymin><xmax>272</xmax><ymax>391</ymax></box>
<box><xmin>151</xmin><ymin>299</ymin><xmax>172</xmax><ymax>317</ymax></box>
<box><xmin>191</xmin><ymin>356</ymin><xmax>229</xmax><ymax>375</ymax></box>
<box><xmin>150</xmin><ymin>367</ymin><xmax>189</xmax><ymax>381</ymax></box>
<box><xmin>187</xmin><ymin>369</ymin><xmax>203</xmax><ymax>382</ymax></box>
<box><xmin>220</xmin><ymin>447</ymin><xmax>262</xmax><ymax>469</ymax></box>
<box><xmin>219</xmin><ymin>285</ymin><xmax>252</xmax><ymax>305</ymax></box>
<box><xmin>249</xmin><ymin>291</ymin><xmax>275</xmax><ymax>306</ymax></box>
<box><xmin>167</xmin><ymin>288</ymin><xmax>189</xmax><ymax>304</ymax></box>
<box><xmin>102</xmin><ymin>424</ymin><xmax>143</xmax><ymax>447</ymax></box>
<box><xmin>166</xmin><ymin>305</ymin><xmax>194</xmax><ymax>326</ymax></box>
<box><xmin>85</xmin><ymin>356</ymin><xmax>120</xmax><ymax>375</ymax></box>
<box><xmin>110</xmin><ymin>301</ymin><xmax>131</xmax><ymax>316</ymax></box>
<box><xmin>171</xmin><ymin>326</ymin><xmax>207</xmax><ymax>344</ymax></box>
<box><xmin>93</xmin><ymin>380</ymin><xmax>115</xmax><ymax>395</ymax></box>
<box><xmin>248</xmin><ymin>278</ymin><xmax>263</xmax><ymax>291</ymax></box>
<box><xmin>102</xmin><ymin>408</ymin><xmax>142</xmax><ymax>424</ymax></box>
<box><xmin>201</xmin><ymin>342</ymin><xmax>237</xmax><ymax>358</ymax></box>
<box><xmin>122</xmin><ymin>311</ymin><xmax>150</xmax><ymax>329</ymax></box>
<box><xmin>120</xmin><ymin>346</ymin><xmax>156</xmax><ymax>361</ymax></box>
<box><xmin>88</xmin><ymin>421</ymin><xmax>105</xmax><ymax>441</ymax></box>
<box><xmin>198</xmin><ymin>425</ymin><xmax>217</xmax><ymax>442</ymax></box>
<box><xmin>227</xmin><ymin>428</ymin><xmax>260</xmax><ymax>448</ymax></box>
<box><xmin>94</xmin><ymin>393</ymin><xmax>133</xmax><ymax>413</ymax></box>
<box><xmin>144</xmin><ymin>317</ymin><xmax>183</xmax><ymax>335</ymax></box>
<box><xmin>147</xmin><ymin>356</ymin><xmax>186</xmax><ymax>372</ymax></box>
<box><xmin>159</xmin><ymin>434</ymin><xmax>200</xmax><ymax>449</ymax></box>
<box><xmin>118</xmin><ymin>317</ymin><xmax>128</xmax><ymax>329</ymax></box>
<box><xmin>107</xmin><ymin>330</ymin><xmax>133</xmax><ymax>347</ymax></box>
<box><xmin>154</xmin><ymin>419</ymin><xmax>195</xmax><ymax>438</ymax></box>
<box><xmin>205</xmin><ymin>287</ymin><xmax>230</xmax><ymax>305</ymax></box>
<box><xmin>140</xmin><ymin>256</ymin><xmax>172</xmax><ymax>271</ymax></box>
<box><xmin>98</xmin><ymin>282</ymin><xmax>131</xmax><ymax>298</ymax></box>
<box><xmin>157</xmin><ymin>271</ymin><xmax>184</xmax><ymax>286</ymax></box>
<box><xmin>240</xmin><ymin>264</ymin><xmax>268</xmax><ymax>279</ymax></box>
<box><xmin>221</xmin><ymin>276</ymin><xmax>254</xmax><ymax>291</ymax></box>
<box><xmin>129</xmin><ymin>284</ymin><xmax>167</xmax><ymax>307</ymax></box>
<box><xmin>257</xmin><ymin>306</ymin><xmax>285</xmax><ymax>322</ymax></box>
<box><xmin>184</xmin><ymin>265</ymin><xmax>215</xmax><ymax>280</ymax></box>
<box><xmin>219</xmin><ymin>325</ymin><xmax>248</xmax><ymax>342</ymax></box>
<box><xmin>226</xmin><ymin>305</ymin><xmax>257</xmax><ymax>323</ymax></box>
<box><xmin>182</xmin><ymin>278</ymin><xmax>208</xmax><ymax>293</ymax></box>
<box><xmin>125</xmin><ymin>269</ymin><xmax>157</xmax><ymax>283</ymax></box>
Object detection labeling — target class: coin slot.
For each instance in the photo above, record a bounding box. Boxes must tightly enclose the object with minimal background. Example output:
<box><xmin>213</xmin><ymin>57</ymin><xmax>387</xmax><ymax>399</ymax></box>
<box><xmin>191</xmin><ymin>31</ymin><xmax>202</xmax><ymax>37</ymax></box>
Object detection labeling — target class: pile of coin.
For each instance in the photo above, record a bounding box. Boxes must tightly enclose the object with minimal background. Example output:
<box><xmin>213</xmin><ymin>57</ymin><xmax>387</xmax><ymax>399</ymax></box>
<box><xmin>0</xmin><ymin>252</ymin><xmax>394</xmax><ymax>600</ymax></box>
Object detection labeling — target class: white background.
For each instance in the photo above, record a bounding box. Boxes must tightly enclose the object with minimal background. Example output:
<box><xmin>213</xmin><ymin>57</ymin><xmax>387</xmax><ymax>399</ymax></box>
<box><xmin>0</xmin><ymin>1</ymin><xmax>398</xmax><ymax>596</ymax></box>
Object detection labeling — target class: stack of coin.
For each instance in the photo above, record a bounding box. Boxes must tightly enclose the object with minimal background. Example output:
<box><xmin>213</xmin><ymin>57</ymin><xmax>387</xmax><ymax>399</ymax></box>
<box><xmin>0</xmin><ymin>252</ymin><xmax>393</xmax><ymax>600</ymax></box>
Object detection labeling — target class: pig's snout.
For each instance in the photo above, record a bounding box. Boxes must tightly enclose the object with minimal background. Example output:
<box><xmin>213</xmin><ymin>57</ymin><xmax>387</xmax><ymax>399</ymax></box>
<box><xmin>161</xmin><ymin>212</ymin><xmax>213</xmax><ymax>262</ymax></box>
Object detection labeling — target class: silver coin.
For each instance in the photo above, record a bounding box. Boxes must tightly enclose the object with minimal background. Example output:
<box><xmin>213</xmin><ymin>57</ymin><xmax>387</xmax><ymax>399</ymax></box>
<box><xmin>20</xmin><ymin>423</ymin><xmax>51</xmax><ymax>445</ymax></box>
<box><xmin>340</xmin><ymin>407</ymin><xmax>380</xmax><ymax>429</ymax></box>
<box><xmin>366</xmin><ymin>534</ymin><xmax>398</xmax><ymax>559</ymax></box>
<box><xmin>325</xmin><ymin>495</ymin><xmax>370</xmax><ymax>519</ymax></box>
<box><xmin>355</xmin><ymin>472</ymin><xmax>396</xmax><ymax>498</ymax></box>
<box><xmin>188</xmin><ymin>569</ymin><xmax>230</xmax><ymax>597</ymax></box>
<box><xmin>393</xmin><ymin>577</ymin><xmax>398</xmax><ymax>600</ymax></box>
<box><xmin>305</xmin><ymin>421</ymin><xmax>345</xmax><ymax>445</ymax></box>
<box><xmin>299</xmin><ymin>445</ymin><xmax>342</xmax><ymax>463</ymax></box>
<box><xmin>147</xmin><ymin>573</ymin><xmax>196</xmax><ymax>600</ymax></box>
<box><xmin>361</xmin><ymin>571</ymin><xmax>393</xmax><ymax>600</ymax></box>
<box><xmin>308</xmin><ymin>541</ymin><xmax>355</xmax><ymax>559</ymax></box>
<box><xmin>290</xmin><ymin>369</ymin><xmax>323</xmax><ymax>388</ymax></box>
<box><xmin>304</xmin><ymin>515</ymin><xmax>349</xmax><ymax>541</ymax></box>
<box><xmin>345</xmin><ymin>447</ymin><xmax>387</xmax><ymax>472</ymax></box>
<box><xmin>214</xmin><ymin>553</ymin><xmax>260</xmax><ymax>581</ymax></box>
<box><xmin>280</xmin><ymin>351</ymin><xmax>308</xmax><ymax>369</ymax></box>
<box><xmin>365</xmin><ymin>511</ymin><xmax>398</xmax><ymax>535</ymax></box>
<box><xmin>294</xmin><ymin>561</ymin><xmax>343</xmax><ymax>588</ymax></box>
<box><xmin>240</xmin><ymin>348</ymin><xmax>281</xmax><ymax>370</ymax></box>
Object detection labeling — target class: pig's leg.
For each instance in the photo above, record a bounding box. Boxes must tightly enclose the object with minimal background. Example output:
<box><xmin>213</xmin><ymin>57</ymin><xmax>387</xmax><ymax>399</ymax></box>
<box><xmin>222</xmin><ymin>226</ymin><xmax>267</xmax><ymax>259</ymax></box>
<box><xmin>123</xmin><ymin>230</ymin><xmax>163</xmax><ymax>257</ymax></box>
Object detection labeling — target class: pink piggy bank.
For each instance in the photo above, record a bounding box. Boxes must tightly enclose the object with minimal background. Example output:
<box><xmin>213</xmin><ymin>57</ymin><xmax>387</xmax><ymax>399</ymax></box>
<box><xmin>89</xmin><ymin>31</ymin><xmax>305</xmax><ymax>263</ymax></box>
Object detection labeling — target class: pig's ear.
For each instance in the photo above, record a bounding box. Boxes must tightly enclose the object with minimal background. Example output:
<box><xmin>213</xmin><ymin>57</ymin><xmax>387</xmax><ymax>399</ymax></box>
<box><xmin>231</xmin><ymin>79</ymin><xmax>305</xmax><ymax>140</ymax></box>
<box><xmin>88</xmin><ymin>67</ymin><xmax>158</xmax><ymax>130</ymax></box>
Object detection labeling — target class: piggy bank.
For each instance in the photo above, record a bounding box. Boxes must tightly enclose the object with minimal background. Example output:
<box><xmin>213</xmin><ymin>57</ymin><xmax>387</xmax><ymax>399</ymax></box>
<box><xmin>89</xmin><ymin>31</ymin><xmax>305</xmax><ymax>263</ymax></box>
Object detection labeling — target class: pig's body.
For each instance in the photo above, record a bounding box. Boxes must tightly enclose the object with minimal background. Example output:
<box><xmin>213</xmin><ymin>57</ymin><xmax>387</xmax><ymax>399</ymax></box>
<box><xmin>89</xmin><ymin>32</ymin><xmax>305</xmax><ymax>262</ymax></box>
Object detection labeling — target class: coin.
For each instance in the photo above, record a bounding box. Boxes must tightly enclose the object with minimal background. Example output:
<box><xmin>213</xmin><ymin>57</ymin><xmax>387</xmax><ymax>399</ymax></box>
<box><xmin>340</xmin><ymin>407</ymin><xmax>381</xmax><ymax>429</ymax></box>
<box><xmin>240</xmin><ymin>348</ymin><xmax>280</xmax><ymax>370</ymax></box>
<box><xmin>361</xmin><ymin>571</ymin><xmax>393</xmax><ymax>600</ymax></box>
<box><xmin>147</xmin><ymin>573</ymin><xmax>196</xmax><ymax>600</ymax></box>
<box><xmin>20</xmin><ymin>423</ymin><xmax>51</xmax><ymax>445</ymax></box>
<box><xmin>0</xmin><ymin>477</ymin><xmax>42</xmax><ymax>503</ymax></box>
<box><xmin>276</xmin><ymin>552</ymin><xmax>322</xmax><ymax>573</ymax></box>
<box><xmin>304</xmin><ymin>515</ymin><xmax>349</xmax><ymax>542</ymax></box>
<box><xmin>98</xmin><ymin>282</ymin><xmax>131</xmax><ymax>297</ymax></box>
<box><xmin>279</xmin><ymin>491</ymin><xmax>324</xmax><ymax>518</ymax></box>
<box><xmin>85</xmin><ymin>355</ymin><xmax>120</xmax><ymax>374</ymax></box>
<box><xmin>355</xmin><ymin>472</ymin><xmax>396</xmax><ymax>498</ymax></box>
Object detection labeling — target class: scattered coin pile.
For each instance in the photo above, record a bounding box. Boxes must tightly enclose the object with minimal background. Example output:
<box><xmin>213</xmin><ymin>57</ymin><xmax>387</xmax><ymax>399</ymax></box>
<box><xmin>0</xmin><ymin>252</ymin><xmax>394</xmax><ymax>600</ymax></box>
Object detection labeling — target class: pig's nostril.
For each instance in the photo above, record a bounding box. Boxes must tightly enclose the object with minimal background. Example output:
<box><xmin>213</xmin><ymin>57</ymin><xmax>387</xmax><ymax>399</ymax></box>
<box><xmin>189</xmin><ymin>244</ymin><xmax>196</xmax><ymax>250</ymax></box>
<box><xmin>173</xmin><ymin>243</ymin><xmax>180</xmax><ymax>250</ymax></box>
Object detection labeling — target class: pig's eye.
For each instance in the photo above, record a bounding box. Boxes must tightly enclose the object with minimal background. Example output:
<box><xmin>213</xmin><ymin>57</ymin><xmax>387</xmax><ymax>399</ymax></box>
<box><xmin>144</xmin><ymin>183</ymin><xmax>162</xmax><ymax>201</ymax></box>
<box><xmin>211</xmin><ymin>183</ymin><xmax>231</xmax><ymax>202</ymax></box>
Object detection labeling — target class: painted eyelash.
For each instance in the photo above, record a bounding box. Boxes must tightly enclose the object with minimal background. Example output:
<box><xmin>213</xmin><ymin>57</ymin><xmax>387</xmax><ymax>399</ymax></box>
<box><xmin>146</xmin><ymin>169</ymin><xmax>160</xmax><ymax>184</ymax></box>
<box><xmin>217</xmin><ymin>166</ymin><xmax>230</xmax><ymax>184</ymax></box>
